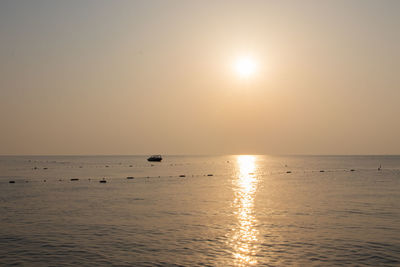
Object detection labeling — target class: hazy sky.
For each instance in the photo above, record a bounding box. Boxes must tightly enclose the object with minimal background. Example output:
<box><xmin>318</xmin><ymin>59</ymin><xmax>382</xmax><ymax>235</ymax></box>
<box><xmin>1</xmin><ymin>0</ymin><xmax>399</xmax><ymax>155</ymax></box>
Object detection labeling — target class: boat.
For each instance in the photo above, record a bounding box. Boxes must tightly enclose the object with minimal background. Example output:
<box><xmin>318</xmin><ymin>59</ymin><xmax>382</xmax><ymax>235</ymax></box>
<box><xmin>147</xmin><ymin>155</ymin><xmax>162</xmax><ymax>162</ymax></box>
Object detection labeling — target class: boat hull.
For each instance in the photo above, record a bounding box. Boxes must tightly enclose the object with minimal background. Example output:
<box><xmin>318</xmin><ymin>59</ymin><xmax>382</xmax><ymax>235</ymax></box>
<box><xmin>147</xmin><ymin>158</ymin><xmax>162</xmax><ymax>162</ymax></box>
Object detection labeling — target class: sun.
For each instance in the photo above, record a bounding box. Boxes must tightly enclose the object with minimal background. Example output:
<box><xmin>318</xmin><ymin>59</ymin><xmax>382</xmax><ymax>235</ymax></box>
<box><xmin>235</xmin><ymin>56</ymin><xmax>257</xmax><ymax>78</ymax></box>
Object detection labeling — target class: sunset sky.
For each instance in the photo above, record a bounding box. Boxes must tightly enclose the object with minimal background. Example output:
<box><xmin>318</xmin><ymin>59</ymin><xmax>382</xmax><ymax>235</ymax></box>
<box><xmin>1</xmin><ymin>0</ymin><xmax>399</xmax><ymax>155</ymax></box>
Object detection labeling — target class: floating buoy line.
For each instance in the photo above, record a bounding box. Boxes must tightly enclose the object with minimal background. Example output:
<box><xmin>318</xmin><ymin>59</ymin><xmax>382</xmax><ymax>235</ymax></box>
<box><xmin>5</xmin><ymin>166</ymin><xmax>399</xmax><ymax>185</ymax></box>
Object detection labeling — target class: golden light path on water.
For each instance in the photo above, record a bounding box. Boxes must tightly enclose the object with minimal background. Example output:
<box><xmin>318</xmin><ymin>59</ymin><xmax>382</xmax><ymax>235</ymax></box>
<box><xmin>230</xmin><ymin>155</ymin><xmax>260</xmax><ymax>266</ymax></box>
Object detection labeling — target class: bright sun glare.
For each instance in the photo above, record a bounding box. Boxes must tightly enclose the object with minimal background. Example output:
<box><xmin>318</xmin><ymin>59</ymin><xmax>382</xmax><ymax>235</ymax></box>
<box><xmin>235</xmin><ymin>56</ymin><xmax>257</xmax><ymax>78</ymax></box>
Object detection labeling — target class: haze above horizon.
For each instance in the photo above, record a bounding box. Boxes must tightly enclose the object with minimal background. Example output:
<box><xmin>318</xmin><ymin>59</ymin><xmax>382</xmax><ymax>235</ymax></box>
<box><xmin>1</xmin><ymin>0</ymin><xmax>399</xmax><ymax>155</ymax></box>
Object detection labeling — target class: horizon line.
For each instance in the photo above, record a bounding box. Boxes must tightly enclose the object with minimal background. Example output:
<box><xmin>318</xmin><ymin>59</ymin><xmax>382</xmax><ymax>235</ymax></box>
<box><xmin>0</xmin><ymin>154</ymin><xmax>399</xmax><ymax>157</ymax></box>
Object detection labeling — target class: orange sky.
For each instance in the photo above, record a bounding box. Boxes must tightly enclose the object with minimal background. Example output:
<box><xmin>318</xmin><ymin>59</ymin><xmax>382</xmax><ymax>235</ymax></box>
<box><xmin>0</xmin><ymin>0</ymin><xmax>399</xmax><ymax>155</ymax></box>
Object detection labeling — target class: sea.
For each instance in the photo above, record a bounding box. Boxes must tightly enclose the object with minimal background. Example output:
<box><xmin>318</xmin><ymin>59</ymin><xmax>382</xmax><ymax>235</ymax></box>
<box><xmin>0</xmin><ymin>155</ymin><xmax>399</xmax><ymax>266</ymax></box>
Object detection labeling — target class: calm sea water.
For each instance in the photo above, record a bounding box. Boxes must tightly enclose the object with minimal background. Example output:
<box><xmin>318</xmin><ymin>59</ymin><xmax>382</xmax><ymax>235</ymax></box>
<box><xmin>0</xmin><ymin>155</ymin><xmax>399</xmax><ymax>266</ymax></box>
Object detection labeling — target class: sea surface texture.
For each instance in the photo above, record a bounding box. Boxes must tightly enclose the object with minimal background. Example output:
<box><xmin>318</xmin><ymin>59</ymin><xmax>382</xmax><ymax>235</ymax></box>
<box><xmin>0</xmin><ymin>155</ymin><xmax>399</xmax><ymax>266</ymax></box>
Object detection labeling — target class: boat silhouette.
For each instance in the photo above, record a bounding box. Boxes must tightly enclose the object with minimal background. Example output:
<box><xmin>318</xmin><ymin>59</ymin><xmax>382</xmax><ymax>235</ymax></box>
<box><xmin>147</xmin><ymin>155</ymin><xmax>162</xmax><ymax>162</ymax></box>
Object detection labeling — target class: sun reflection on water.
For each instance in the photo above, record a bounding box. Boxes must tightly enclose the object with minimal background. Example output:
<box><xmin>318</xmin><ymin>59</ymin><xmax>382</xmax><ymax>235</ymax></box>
<box><xmin>230</xmin><ymin>155</ymin><xmax>260</xmax><ymax>266</ymax></box>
